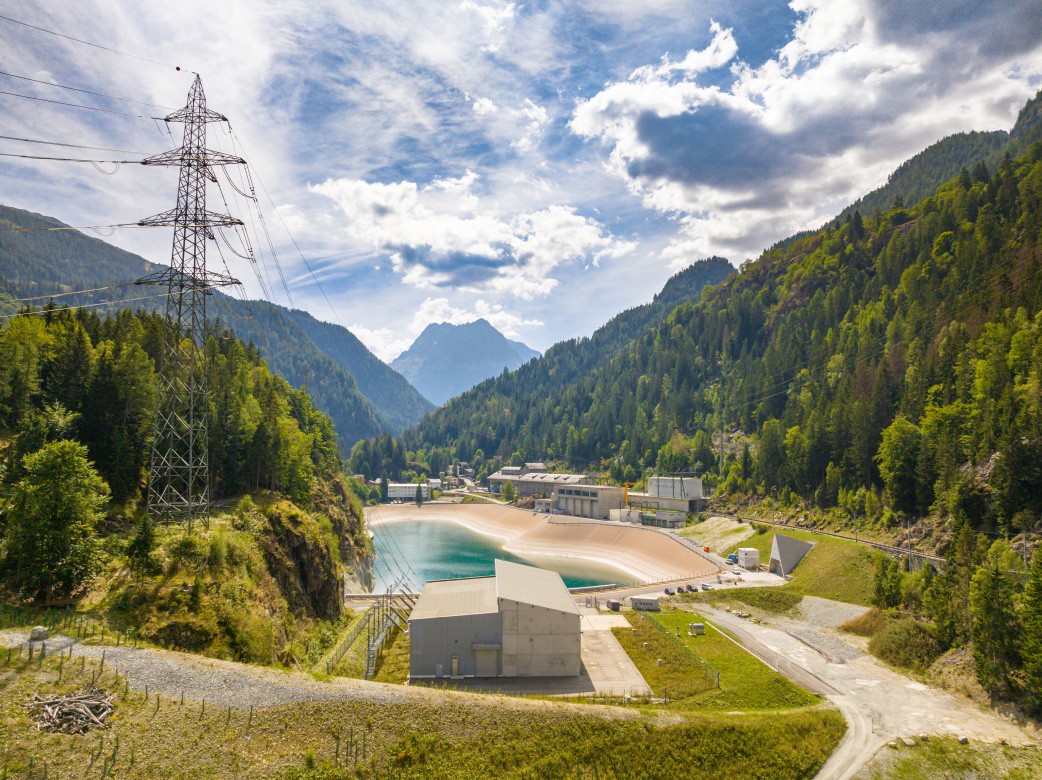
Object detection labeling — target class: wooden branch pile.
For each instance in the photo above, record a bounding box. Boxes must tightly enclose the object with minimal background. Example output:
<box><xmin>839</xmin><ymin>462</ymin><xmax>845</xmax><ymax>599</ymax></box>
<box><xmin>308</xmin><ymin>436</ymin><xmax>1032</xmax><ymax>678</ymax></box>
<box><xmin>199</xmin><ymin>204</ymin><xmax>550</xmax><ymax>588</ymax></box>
<box><xmin>24</xmin><ymin>688</ymin><xmax>115</xmax><ymax>734</ymax></box>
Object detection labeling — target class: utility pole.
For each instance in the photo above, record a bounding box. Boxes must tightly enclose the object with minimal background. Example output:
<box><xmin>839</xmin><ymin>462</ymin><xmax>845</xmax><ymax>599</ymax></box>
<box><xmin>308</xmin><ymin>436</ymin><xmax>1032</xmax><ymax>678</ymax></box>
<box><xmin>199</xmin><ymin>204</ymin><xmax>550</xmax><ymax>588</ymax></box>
<box><xmin>137</xmin><ymin>75</ymin><xmax>243</xmax><ymax>527</ymax></box>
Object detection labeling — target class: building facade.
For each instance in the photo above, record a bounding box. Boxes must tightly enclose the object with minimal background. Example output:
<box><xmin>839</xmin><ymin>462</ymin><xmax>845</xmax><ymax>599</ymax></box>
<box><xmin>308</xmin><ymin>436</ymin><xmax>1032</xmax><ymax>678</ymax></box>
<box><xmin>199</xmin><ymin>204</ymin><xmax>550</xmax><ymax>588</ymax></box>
<box><xmin>409</xmin><ymin>560</ymin><xmax>581</xmax><ymax>679</ymax></box>
<box><xmin>552</xmin><ymin>484</ymin><xmax>625</xmax><ymax>519</ymax></box>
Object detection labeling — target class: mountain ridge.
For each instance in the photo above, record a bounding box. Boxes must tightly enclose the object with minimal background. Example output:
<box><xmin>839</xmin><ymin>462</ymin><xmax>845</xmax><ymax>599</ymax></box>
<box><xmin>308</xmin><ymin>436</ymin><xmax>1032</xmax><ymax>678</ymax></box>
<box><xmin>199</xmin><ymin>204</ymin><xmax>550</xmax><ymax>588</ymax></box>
<box><xmin>0</xmin><ymin>203</ymin><xmax>430</xmax><ymax>448</ymax></box>
<box><xmin>390</xmin><ymin>318</ymin><xmax>541</xmax><ymax>406</ymax></box>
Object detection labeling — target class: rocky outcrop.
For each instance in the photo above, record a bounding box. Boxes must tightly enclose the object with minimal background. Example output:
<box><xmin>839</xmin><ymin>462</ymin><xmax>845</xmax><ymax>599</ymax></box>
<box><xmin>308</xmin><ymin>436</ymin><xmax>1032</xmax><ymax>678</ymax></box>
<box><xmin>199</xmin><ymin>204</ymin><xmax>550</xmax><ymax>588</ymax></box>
<box><xmin>261</xmin><ymin>502</ymin><xmax>344</xmax><ymax>622</ymax></box>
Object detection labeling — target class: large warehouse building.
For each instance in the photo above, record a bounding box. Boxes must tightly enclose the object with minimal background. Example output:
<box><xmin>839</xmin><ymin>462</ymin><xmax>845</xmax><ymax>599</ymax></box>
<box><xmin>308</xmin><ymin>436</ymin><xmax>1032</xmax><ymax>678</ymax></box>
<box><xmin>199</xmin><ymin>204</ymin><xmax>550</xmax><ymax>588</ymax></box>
<box><xmin>408</xmin><ymin>560</ymin><xmax>581</xmax><ymax>679</ymax></box>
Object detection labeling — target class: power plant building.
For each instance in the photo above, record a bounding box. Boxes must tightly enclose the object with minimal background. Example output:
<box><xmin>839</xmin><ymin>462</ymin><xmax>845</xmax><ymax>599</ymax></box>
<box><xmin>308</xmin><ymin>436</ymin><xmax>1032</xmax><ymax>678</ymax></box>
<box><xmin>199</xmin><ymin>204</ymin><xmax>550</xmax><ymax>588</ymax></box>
<box><xmin>409</xmin><ymin>560</ymin><xmax>581</xmax><ymax>679</ymax></box>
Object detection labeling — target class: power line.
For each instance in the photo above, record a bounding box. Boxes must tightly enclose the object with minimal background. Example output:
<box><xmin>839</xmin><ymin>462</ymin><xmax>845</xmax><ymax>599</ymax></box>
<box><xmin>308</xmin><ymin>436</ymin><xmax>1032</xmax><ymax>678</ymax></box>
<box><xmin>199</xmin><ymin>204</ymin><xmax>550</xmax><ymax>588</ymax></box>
<box><xmin>0</xmin><ymin>223</ymin><xmax>244</xmax><ymax>232</ymax></box>
<box><xmin>1</xmin><ymin>282</ymin><xmax>131</xmax><ymax>303</ymax></box>
<box><xmin>0</xmin><ymin>152</ymin><xmax>138</xmax><ymax>163</ymax></box>
<box><xmin>0</xmin><ymin>88</ymin><xmax>160</xmax><ymax>118</ymax></box>
<box><xmin>0</xmin><ymin>69</ymin><xmax>174</xmax><ymax>109</ymax></box>
<box><xmin>0</xmin><ymin>13</ymin><xmax>185</xmax><ymax>71</ymax></box>
<box><xmin>0</xmin><ymin>133</ymin><xmax>147</xmax><ymax>154</ymax></box>
<box><xmin>0</xmin><ymin>291</ymin><xmax>175</xmax><ymax>321</ymax></box>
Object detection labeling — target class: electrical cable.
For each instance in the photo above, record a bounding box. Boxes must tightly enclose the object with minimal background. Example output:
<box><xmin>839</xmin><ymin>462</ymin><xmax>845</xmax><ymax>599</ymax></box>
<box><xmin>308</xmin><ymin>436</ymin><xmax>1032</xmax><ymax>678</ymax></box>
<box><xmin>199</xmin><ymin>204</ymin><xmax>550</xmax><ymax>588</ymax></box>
<box><xmin>0</xmin><ymin>13</ymin><xmax>185</xmax><ymax>71</ymax></box>
<box><xmin>229</xmin><ymin>125</ymin><xmax>341</xmax><ymax>326</ymax></box>
<box><xmin>0</xmin><ymin>290</ymin><xmax>175</xmax><ymax>321</ymax></box>
<box><xmin>0</xmin><ymin>88</ymin><xmax>161</xmax><ymax>118</ymax></box>
<box><xmin>0</xmin><ymin>152</ymin><xmax>137</xmax><ymax>163</ymax></box>
<box><xmin>0</xmin><ymin>134</ymin><xmax>148</xmax><ymax>155</ymax></box>
<box><xmin>1</xmin><ymin>282</ymin><xmax>131</xmax><ymax>303</ymax></box>
<box><xmin>0</xmin><ymin>68</ymin><xmax>174</xmax><ymax>109</ymax></box>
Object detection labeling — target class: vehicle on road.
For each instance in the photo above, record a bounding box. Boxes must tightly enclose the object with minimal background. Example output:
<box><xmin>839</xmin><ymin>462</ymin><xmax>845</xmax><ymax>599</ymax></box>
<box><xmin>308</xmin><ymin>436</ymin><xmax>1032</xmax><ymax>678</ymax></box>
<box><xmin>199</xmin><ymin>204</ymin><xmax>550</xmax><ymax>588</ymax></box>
<box><xmin>701</xmin><ymin>583</ymin><xmax>713</xmax><ymax>591</ymax></box>
<box><xmin>686</xmin><ymin>583</ymin><xmax>697</xmax><ymax>592</ymax></box>
<box><xmin>732</xmin><ymin>567</ymin><xmax>742</xmax><ymax>575</ymax></box>
<box><xmin>664</xmin><ymin>587</ymin><xmax>675</xmax><ymax>595</ymax></box>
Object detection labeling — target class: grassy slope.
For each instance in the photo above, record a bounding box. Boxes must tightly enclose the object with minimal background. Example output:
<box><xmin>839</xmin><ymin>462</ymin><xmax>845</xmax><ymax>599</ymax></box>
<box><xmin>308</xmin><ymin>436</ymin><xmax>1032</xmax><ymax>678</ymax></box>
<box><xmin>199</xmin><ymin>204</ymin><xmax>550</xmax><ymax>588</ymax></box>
<box><xmin>78</xmin><ymin>500</ymin><xmax>351</xmax><ymax>669</ymax></box>
<box><xmin>0</xmin><ymin>652</ymin><xmax>846</xmax><ymax>780</ymax></box>
<box><xmin>857</xmin><ymin>737</ymin><xmax>1042</xmax><ymax>780</ymax></box>
<box><xmin>615</xmin><ymin>608</ymin><xmax>818</xmax><ymax>711</ymax></box>
<box><xmin>723</xmin><ymin>525</ymin><xmax>877</xmax><ymax>606</ymax></box>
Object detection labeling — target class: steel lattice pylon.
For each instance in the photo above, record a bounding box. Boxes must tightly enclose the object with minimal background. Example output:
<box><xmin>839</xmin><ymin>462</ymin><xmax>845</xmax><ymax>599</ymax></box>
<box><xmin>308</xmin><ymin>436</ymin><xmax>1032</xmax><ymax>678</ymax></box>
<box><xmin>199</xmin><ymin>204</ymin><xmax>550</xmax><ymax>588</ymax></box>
<box><xmin>137</xmin><ymin>75</ymin><xmax>243</xmax><ymax>526</ymax></box>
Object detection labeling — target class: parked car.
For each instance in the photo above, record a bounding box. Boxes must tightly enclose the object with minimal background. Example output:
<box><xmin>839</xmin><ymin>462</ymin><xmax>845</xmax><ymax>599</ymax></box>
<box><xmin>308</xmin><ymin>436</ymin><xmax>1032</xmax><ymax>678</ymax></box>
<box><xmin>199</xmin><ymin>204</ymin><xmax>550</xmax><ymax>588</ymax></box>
<box><xmin>732</xmin><ymin>567</ymin><xmax>743</xmax><ymax>575</ymax></box>
<box><xmin>701</xmin><ymin>583</ymin><xmax>713</xmax><ymax>591</ymax></box>
<box><xmin>664</xmin><ymin>587</ymin><xmax>675</xmax><ymax>596</ymax></box>
<box><xmin>685</xmin><ymin>583</ymin><xmax>697</xmax><ymax>592</ymax></box>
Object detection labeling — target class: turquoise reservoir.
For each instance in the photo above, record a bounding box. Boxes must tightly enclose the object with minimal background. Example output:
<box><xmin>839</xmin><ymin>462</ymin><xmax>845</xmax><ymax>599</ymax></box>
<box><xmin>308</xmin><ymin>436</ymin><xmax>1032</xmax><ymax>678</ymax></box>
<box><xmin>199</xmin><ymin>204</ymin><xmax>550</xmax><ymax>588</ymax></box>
<box><xmin>370</xmin><ymin>519</ymin><xmax>630</xmax><ymax>591</ymax></box>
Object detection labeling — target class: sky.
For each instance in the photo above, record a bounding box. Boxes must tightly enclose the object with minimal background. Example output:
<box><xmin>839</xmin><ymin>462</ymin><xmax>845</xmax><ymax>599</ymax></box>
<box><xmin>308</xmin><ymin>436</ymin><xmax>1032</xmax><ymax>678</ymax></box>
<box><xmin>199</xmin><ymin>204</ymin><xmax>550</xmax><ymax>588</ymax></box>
<box><xmin>2</xmin><ymin>1</ymin><xmax>1042</xmax><ymax>361</ymax></box>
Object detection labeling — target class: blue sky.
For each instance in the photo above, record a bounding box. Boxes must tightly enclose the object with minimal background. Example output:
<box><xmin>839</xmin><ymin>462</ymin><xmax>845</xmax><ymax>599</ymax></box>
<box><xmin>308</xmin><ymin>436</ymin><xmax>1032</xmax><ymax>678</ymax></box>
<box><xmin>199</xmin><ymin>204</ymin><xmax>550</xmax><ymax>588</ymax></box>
<box><xmin>2</xmin><ymin>1</ymin><xmax>1041</xmax><ymax>361</ymax></box>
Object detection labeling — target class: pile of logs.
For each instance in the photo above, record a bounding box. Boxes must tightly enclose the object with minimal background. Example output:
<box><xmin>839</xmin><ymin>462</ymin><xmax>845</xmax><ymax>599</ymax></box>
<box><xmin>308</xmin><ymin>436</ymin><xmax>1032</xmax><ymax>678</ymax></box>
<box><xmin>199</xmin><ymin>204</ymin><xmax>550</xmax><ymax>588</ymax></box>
<box><xmin>24</xmin><ymin>688</ymin><xmax>115</xmax><ymax>734</ymax></box>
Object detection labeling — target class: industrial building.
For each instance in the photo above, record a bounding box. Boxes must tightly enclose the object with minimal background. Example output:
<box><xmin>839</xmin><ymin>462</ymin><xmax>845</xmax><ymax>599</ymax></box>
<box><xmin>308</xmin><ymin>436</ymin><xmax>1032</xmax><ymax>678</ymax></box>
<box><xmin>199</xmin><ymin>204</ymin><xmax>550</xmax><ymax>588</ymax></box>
<box><xmin>408</xmin><ymin>560</ymin><xmax>581</xmax><ymax>679</ymax></box>
<box><xmin>627</xmin><ymin>476</ymin><xmax>708</xmax><ymax>514</ymax></box>
<box><xmin>552</xmin><ymin>483</ymin><xmax>625</xmax><ymax>519</ymax></box>
<box><xmin>488</xmin><ymin>462</ymin><xmax>552</xmax><ymax>494</ymax></box>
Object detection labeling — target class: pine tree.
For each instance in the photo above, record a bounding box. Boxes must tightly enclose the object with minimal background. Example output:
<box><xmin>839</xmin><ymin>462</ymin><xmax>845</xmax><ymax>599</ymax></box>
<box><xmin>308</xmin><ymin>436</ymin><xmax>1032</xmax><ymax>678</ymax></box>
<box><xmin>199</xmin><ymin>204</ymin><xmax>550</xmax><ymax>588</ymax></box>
<box><xmin>969</xmin><ymin>540</ymin><xmax>1024</xmax><ymax>693</ymax></box>
<box><xmin>1022</xmin><ymin>547</ymin><xmax>1042</xmax><ymax>712</ymax></box>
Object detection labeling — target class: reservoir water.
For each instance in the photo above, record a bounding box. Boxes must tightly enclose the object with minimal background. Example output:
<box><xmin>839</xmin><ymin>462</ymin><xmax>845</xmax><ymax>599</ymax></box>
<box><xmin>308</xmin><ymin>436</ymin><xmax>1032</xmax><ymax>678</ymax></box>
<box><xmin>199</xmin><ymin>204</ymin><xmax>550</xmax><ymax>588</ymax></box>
<box><xmin>370</xmin><ymin>518</ymin><xmax>631</xmax><ymax>591</ymax></box>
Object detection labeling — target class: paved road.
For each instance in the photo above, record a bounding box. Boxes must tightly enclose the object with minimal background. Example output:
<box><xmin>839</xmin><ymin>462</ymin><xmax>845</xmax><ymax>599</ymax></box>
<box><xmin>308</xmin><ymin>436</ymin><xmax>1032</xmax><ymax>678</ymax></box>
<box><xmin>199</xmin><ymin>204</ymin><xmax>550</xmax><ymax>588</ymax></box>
<box><xmin>695</xmin><ymin>606</ymin><xmax>1031</xmax><ymax>780</ymax></box>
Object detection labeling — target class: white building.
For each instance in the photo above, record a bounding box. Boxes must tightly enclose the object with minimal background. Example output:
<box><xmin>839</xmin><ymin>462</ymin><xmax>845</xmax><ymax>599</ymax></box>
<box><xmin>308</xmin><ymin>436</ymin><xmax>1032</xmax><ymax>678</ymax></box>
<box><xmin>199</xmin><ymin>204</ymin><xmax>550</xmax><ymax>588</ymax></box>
<box><xmin>387</xmin><ymin>482</ymin><xmax>431</xmax><ymax>501</ymax></box>
<box><xmin>553</xmin><ymin>484</ymin><xmax>625</xmax><ymax>519</ymax></box>
<box><xmin>737</xmin><ymin>547</ymin><xmax>760</xmax><ymax>570</ymax></box>
<box><xmin>408</xmin><ymin>560</ymin><xmax>581</xmax><ymax>679</ymax></box>
<box><xmin>628</xmin><ymin>476</ymin><xmax>708</xmax><ymax>513</ymax></box>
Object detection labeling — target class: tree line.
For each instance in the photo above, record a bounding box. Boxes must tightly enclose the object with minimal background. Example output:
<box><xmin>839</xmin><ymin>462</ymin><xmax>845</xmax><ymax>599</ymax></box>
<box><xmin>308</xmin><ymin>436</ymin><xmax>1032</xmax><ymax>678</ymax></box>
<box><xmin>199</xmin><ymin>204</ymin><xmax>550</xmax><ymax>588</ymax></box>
<box><xmin>0</xmin><ymin>305</ymin><xmax>343</xmax><ymax>600</ymax></box>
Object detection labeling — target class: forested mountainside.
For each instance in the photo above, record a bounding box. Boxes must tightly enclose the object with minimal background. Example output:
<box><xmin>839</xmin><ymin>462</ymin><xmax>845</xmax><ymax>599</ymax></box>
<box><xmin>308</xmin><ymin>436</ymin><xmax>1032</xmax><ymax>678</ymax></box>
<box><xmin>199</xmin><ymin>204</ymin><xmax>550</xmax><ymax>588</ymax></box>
<box><xmin>0</xmin><ymin>204</ymin><xmax>430</xmax><ymax>446</ymax></box>
<box><xmin>0</xmin><ymin>305</ymin><xmax>373</xmax><ymax>661</ymax></box>
<box><xmin>284</xmin><ymin>308</ymin><xmax>433</xmax><ymax>430</ymax></box>
<box><xmin>835</xmin><ymin>89</ymin><xmax>1042</xmax><ymax>226</ymax></box>
<box><xmin>396</xmin><ymin>257</ymin><xmax>733</xmax><ymax>470</ymax></box>
<box><xmin>406</xmin><ymin>144</ymin><xmax>1042</xmax><ymax>535</ymax></box>
<box><xmin>391</xmin><ymin>319</ymin><xmax>541</xmax><ymax>406</ymax></box>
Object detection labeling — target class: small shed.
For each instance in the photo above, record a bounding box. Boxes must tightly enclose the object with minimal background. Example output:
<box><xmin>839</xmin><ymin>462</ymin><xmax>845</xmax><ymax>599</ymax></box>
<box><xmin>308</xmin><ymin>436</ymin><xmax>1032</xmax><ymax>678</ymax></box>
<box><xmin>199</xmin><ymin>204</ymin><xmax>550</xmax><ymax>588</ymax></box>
<box><xmin>769</xmin><ymin>534</ymin><xmax>813</xmax><ymax>577</ymax></box>
<box><xmin>737</xmin><ymin>547</ymin><xmax>760</xmax><ymax>570</ymax></box>
<box><xmin>631</xmin><ymin>596</ymin><xmax>661</xmax><ymax>612</ymax></box>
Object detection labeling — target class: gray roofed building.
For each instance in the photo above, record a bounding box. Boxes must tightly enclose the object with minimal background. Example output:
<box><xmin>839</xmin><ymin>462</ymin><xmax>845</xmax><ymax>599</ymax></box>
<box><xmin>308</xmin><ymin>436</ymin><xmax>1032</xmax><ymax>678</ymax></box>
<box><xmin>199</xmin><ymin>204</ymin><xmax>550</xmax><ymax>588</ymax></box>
<box><xmin>409</xmin><ymin>560</ymin><xmax>581</xmax><ymax>679</ymax></box>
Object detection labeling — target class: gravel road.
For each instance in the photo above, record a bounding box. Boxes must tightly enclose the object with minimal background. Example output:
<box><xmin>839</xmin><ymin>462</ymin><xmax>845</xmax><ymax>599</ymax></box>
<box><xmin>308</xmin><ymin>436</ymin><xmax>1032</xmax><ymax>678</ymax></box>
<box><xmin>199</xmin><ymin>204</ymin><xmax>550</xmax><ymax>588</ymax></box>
<box><xmin>0</xmin><ymin>629</ymin><xmax>642</xmax><ymax>721</ymax></box>
<box><xmin>694</xmin><ymin>607</ymin><xmax>1032</xmax><ymax>780</ymax></box>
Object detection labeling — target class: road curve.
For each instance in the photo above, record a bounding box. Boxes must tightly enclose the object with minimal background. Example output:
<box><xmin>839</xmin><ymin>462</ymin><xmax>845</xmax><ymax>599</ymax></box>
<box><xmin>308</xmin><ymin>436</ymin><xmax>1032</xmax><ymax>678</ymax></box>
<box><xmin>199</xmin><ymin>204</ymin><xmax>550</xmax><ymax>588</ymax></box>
<box><xmin>695</xmin><ymin>605</ymin><xmax>1030</xmax><ymax>780</ymax></box>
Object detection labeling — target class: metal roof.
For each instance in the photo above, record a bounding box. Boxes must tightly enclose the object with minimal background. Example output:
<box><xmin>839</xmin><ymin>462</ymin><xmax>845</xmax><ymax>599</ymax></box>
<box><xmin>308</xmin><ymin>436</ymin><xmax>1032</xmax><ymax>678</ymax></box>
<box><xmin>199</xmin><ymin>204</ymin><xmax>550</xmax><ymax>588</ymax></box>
<box><xmin>494</xmin><ymin>560</ymin><xmax>579</xmax><ymax>615</ymax></box>
<box><xmin>410</xmin><ymin>560</ymin><xmax>579</xmax><ymax>621</ymax></box>
<box><xmin>516</xmin><ymin>473</ymin><xmax>588</xmax><ymax>485</ymax></box>
<box><xmin>409</xmin><ymin>576</ymin><xmax>498</xmax><ymax>621</ymax></box>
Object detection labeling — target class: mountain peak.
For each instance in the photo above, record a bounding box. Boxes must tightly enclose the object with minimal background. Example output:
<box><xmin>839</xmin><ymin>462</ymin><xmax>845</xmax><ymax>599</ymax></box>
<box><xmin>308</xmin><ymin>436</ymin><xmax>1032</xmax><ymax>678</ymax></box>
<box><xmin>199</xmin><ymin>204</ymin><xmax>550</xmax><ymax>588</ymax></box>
<box><xmin>391</xmin><ymin>320</ymin><xmax>540</xmax><ymax>406</ymax></box>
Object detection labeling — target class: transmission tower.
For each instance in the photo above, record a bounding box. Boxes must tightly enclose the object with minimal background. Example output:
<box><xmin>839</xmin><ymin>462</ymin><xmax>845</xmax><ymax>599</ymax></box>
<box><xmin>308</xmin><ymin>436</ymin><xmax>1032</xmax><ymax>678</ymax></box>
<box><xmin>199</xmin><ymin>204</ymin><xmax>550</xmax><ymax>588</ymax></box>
<box><xmin>137</xmin><ymin>75</ymin><xmax>243</xmax><ymax>526</ymax></box>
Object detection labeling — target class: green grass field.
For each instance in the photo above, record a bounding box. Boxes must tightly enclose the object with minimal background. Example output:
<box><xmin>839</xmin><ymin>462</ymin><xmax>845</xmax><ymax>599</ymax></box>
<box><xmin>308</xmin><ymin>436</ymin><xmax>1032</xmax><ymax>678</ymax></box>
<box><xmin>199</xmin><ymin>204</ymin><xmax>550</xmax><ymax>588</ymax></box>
<box><xmin>614</xmin><ymin>608</ymin><xmax>818</xmax><ymax>711</ymax></box>
<box><xmin>0</xmin><ymin>649</ymin><xmax>845</xmax><ymax>779</ymax></box>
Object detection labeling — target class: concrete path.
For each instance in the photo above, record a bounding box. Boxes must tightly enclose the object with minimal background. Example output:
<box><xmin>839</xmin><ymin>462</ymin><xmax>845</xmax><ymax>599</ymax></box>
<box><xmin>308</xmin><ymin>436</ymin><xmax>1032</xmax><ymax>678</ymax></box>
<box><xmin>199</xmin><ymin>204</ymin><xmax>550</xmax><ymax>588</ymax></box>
<box><xmin>695</xmin><ymin>607</ymin><xmax>1031</xmax><ymax>780</ymax></box>
<box><xmin>579</xmin><ymin>612</ymin><xmax>651</xmax><ymax>697</ymax></box>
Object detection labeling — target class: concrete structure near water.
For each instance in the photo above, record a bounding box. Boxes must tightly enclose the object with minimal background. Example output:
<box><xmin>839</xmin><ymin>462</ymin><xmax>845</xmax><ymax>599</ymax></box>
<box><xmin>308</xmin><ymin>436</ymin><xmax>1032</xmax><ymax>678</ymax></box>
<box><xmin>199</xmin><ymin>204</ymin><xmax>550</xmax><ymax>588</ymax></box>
<box><xmin>553</xmin><ymin>483</ymin><xmax>625</xmax><ymax>520</ymax></box>
<box><xmin>408</xmin><ymin>560</ymin><xmax>581</xmax><ymax>679</ymax></box>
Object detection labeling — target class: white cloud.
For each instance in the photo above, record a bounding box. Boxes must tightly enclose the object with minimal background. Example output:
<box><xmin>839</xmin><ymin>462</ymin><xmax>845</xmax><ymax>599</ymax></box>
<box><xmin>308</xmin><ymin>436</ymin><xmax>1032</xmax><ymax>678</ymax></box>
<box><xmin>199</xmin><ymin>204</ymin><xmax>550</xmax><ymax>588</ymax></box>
<box><xmin>311</xmin><ymin>171</ymin><xmax>633</xmax><ymax>299</ymax></box>
<box><xmin>572</xmin><ymin>1</ymin><xmax>1042</xmax><ymax>263</ymax></box>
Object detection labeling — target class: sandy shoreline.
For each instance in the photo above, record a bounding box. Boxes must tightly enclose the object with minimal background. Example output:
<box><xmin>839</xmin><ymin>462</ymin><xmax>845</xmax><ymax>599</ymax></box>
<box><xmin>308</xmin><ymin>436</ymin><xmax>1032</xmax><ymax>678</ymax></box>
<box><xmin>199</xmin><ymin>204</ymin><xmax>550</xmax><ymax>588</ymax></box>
<box><xmin>366</xmin><ymin>503</ymin><xmax>718</xmax><ymax>584</ymax></box>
